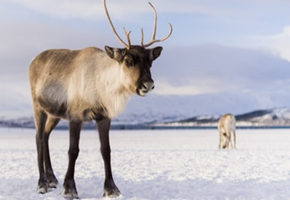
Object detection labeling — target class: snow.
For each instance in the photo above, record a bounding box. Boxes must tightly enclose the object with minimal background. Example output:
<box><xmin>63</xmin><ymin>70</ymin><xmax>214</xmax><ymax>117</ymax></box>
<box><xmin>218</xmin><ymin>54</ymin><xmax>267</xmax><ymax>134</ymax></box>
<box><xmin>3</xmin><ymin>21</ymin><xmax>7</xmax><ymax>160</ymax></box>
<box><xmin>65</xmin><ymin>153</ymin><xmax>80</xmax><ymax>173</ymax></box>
<box><xmin>1</xmin><ymin>128</ymin><xmax>290</xmax><ymax>200</ymax></box>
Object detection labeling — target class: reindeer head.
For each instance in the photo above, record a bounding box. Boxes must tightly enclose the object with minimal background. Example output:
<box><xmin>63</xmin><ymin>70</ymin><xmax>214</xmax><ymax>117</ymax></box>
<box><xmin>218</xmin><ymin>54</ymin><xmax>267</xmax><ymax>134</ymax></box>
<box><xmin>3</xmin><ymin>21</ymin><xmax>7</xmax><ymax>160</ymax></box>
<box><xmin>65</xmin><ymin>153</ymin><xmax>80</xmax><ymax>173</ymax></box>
<box><xmin>103</xmin><ymin>0</ymin><xmax>172</xmax><ymax>96</ymax></box>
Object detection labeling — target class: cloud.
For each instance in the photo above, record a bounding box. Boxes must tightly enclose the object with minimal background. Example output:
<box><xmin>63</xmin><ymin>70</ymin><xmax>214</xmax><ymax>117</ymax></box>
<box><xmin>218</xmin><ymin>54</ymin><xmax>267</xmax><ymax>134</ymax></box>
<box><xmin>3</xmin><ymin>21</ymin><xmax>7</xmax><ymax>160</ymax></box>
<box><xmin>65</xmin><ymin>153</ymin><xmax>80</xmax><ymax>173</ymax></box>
<box><xmin>258</xmin><ymin>26</ymin><xmax>290</xmax><ymax>62</ymax></box>
<box><xmin>2</xmin><ymin>41</ymin><xmax>290</xmax><ymax>117</ymax></box>
<box><xmin>152</xmin><ymin>81</ymin><xmax>218</xmax><ymax>95</ymax></box>
<box><xmin>2</xmin><ymin>0</ymin><xmax>191</xmax><ymax>20</ymax></box>
<box><xmin>151</xmin><ymin>44</ymin><xmax>290</xmax><ymax>95</ymax></box>
<box><xmin>0</xmin><ymin>18</ymin><xmax>115</xmax><ymax>76</ymax></box>
<box><xmin>3</xmin><ymin>0</ymin><xmax>285</xmax><ymax>21</ymax></box>
<box><xmin>1</xmin><ymin>0</ymin><xmax>102</xmax><ymax>20</ymax></box>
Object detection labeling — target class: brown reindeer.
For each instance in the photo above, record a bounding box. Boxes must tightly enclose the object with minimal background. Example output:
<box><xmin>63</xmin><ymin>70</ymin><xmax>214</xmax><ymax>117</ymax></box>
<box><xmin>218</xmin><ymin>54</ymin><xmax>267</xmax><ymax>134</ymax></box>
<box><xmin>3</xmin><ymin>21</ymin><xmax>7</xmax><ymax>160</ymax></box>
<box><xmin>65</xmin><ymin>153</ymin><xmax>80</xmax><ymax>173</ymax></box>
<box><xmin>218</xmin><ymin>114</ymin><xmax>236</xmax><ymax>149</ymax></box>
<box><xmin>28</xmin><ymin>0</ymin><xmax>172</xmax><ymax>198</ymax></box>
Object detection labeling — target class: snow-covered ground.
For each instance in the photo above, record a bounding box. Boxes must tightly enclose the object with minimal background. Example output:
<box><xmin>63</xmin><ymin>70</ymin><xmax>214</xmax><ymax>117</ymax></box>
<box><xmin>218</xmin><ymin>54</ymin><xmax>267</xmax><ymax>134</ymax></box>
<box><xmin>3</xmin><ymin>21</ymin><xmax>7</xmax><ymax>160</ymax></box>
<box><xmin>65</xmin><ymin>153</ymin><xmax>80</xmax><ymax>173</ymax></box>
<box><xmin>1</xmin><ymin>128</ymin><xmax>290</xmax><ymax>200</ymax></box>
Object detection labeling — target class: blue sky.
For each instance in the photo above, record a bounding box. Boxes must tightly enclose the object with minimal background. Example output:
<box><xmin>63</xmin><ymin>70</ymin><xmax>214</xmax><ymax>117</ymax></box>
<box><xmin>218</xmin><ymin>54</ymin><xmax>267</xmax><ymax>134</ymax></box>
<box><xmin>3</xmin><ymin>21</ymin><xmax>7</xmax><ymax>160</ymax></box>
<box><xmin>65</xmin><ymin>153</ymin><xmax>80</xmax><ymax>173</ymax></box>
<box><xmin>1</xmin><ymin>0</ymin><xmax>290</xmax><ymax>116</ymax></box>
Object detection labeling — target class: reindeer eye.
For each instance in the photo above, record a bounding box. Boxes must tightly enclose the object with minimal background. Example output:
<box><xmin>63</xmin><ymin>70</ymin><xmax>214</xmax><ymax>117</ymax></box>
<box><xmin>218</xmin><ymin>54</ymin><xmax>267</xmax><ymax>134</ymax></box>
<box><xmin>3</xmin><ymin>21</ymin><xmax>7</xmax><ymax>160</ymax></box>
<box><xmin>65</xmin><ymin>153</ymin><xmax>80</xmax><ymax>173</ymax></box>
<box><xmin>124</xmin><ymin>57</ymin><xmax>133</xmax><ymax>67</ymax></box>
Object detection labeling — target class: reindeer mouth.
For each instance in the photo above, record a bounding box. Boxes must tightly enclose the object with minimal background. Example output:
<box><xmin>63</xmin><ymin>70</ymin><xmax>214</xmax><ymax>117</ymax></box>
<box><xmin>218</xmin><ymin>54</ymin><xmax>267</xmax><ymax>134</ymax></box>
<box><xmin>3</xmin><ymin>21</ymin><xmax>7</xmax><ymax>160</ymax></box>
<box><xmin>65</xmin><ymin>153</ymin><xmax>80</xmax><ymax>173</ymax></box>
<box><xmin>137</xmin><ymin>81</ymin><xmax>155</xmax><ymax>96</ymax></box>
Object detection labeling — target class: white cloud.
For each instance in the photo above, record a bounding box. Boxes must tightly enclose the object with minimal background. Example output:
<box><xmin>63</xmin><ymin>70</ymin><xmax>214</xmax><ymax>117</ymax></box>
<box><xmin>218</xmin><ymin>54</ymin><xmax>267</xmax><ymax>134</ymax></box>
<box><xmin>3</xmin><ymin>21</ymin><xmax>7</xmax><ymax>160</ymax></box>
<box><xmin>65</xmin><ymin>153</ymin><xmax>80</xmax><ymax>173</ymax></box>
<box><xmin>2</xmin><ymin>0</ymin><xmax>192</xmax><ymax>20</ymax></box>
<box><xmin>151</xmin><ymin>44</ymin><xmax>290</xmax><ymax>95</ymax></box>
<box><xmin>0</xmin><ymin>0</ymin><xmax>261</xmax><ymax>21</ymax></box>
<box><xmin>3</xmin><ymin>0</ymin><xmax>102</xmax><ymax>20</ymax></box>
<box><xmin>0</xmin><ymin>18</ymin><xmax>114</xmax><ymax>73</ymax></box>
<box><xmin>260</xmin><ymin>26</ymin><xmax>290</xmax><ymax>62</ymax></box>
<box><xmin>153</xmin><ymin>81</ymin><xmax>218</xmax><ymax>95</ymax></box>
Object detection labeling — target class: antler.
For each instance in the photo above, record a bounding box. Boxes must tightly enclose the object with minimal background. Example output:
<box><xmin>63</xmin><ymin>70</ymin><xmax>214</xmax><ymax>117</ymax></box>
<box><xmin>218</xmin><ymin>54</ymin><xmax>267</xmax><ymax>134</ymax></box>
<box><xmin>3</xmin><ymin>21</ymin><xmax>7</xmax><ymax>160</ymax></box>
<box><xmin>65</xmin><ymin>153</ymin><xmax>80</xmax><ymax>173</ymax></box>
<box><xmin>103</xmin><ymin>0</ymin><xmax>172</xmax><ymax>49</ymax></box>
<box><xmin>103</xmin><ymin>0</ymin><xmax>131</xmax><ymax>49</ymax></box>
<box><xmin>141</xmin><ymin>2</ymin><xmax>173</xmax><ymax>48</ymax></box>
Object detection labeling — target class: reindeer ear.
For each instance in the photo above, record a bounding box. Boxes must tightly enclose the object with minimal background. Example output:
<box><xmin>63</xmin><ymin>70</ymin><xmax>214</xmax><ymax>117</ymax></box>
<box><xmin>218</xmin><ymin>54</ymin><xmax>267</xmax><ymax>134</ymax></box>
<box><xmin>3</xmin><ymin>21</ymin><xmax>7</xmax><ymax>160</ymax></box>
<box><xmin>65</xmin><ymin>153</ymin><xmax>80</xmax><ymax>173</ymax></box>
<box><xmin>150</xmin><ymin>46</ymin><xmax>163</xmax><ymax>61</ymax></box>
<box><xmin>105</xmin><ymin>46</ymin><xmax>126</xmax><ymax>62</ymax></box>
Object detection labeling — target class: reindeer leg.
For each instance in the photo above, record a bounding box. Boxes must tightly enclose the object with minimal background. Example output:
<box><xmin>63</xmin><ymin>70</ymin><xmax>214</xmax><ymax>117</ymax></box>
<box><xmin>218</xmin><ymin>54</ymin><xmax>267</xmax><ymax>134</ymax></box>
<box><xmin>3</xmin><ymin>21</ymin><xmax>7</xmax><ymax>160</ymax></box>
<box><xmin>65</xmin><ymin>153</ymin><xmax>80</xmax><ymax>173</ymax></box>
<box><xmin>34</xmin><ymin>106</ymin><xmax>49</xmax><ymax>194</ymax></box>
<box><xmin>218</xmin><ymin>131</ymin><xmax>223</xmax><ymax>149</ymax></box>
<box><xmin>96</xmin><ymin>117</ymin><xmax>121</xmax><ymax>198</ymax></box>
<box><xmin>62</xmin><ymin>121</ymin><xmax>82</xmax><ymax>199</ymax></box>
<box><xmin>221</xmin><ymin>133</ymin><xmax>227</xmax><ymax>149</ymax></box>
<box><xmin>224</xmin><ymin>131</ymin><xmax>230</xmax><ymax>149</ymax></box>
<box><xmin>233</xmin><ymin>131</ymin><xmax>236</xmax><ymax>149</ymax></box>
<box><xmin>43</xmin><ymin>116</ymin><xmax>60</xmax><ymax>188</ymax></box>
<box><xmin>228</xmin><ymin>132</ymin><xmax>232</xmax><ymax>149</ymax></box>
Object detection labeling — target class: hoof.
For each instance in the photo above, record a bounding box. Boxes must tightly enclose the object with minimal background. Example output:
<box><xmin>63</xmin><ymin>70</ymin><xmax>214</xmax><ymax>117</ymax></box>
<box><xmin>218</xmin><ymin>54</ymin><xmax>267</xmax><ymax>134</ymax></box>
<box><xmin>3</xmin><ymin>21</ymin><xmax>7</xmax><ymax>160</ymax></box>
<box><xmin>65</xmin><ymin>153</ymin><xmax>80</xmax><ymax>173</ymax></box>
<box><xmin>103</xmin><ymin>179</ymin><xmax>121</xmax><ymax>198</ymax></box>
<box><xmin>61</xmin><ymin>188</ymin><xmax>79</xmax><ymax>199</ymax></box>
<box><xmin>62</xmin><ymin>179</ymin><xmax>79</xmax><ymax>199</ymax></box>
<box><xmin>37</xmin><ymin>185</ymin><xmax>51</xmax><ymax>194</ymax></box>
<box><xmin>47</xmin><ymin>175</ymin><xmax>58</xmax><ymax>188</ymax></box>
<box><xmin>37</xmin><ymin>178</ymin><xmax>51</xmax><ymax>194</ymax></box>
<box><xmin>49</xmin><ymin>181</ymin><xmax>58</xmax><ymax>188</ymax></box>
<box><xmin>103</xmin><ymin>189</ymin><xmax>121</xmax><ymax>198</ymax></box>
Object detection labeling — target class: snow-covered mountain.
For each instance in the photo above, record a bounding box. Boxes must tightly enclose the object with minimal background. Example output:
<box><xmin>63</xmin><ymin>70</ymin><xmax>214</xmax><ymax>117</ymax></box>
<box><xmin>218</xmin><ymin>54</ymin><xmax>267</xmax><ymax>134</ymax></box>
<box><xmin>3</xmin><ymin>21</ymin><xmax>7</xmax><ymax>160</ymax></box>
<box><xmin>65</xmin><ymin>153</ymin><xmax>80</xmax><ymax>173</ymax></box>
<box><xmin>114</xmin><ymin>91</ymin><xmax>290</xmax><ymax>127</ymax></box>
<box><xmin>156</xmin><ymin>107</ymin><xmax>290</xmax><ymax>128</ymax></box>
<box><xmin>2</xmin><ymin>93</ymin><xmax>290</xmax><ymax>129</ymax></box>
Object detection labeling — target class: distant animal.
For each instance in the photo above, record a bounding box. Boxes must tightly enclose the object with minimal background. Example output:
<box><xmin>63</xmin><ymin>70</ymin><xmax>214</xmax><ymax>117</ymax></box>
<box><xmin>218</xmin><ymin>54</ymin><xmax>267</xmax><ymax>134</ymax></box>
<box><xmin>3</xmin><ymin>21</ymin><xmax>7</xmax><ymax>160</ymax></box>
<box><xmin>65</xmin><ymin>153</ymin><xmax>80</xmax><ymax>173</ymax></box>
<box><xmin>28</xmin><ymin>0</ymin><xmax>172</xmax><ymax>198</ymax></box>
<box><xmin>218</xmin><ymin>114</ymin><xmax>236</xmax><ymax>149</ymax></box>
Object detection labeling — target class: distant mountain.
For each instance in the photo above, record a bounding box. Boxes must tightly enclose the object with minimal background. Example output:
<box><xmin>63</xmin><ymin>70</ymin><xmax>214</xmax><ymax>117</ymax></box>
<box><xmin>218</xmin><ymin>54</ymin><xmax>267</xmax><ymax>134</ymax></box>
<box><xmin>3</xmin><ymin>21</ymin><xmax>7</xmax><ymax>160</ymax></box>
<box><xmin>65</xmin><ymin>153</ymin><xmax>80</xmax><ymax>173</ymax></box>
<box><xmin>0</xmin><ymin>92</ymin><xmax>259</xmax><ymax>126</ymax></box>
<box><xmin>2</xmin><ymin>92</ymin><xmax>290</xmax><ymax>129</ymax></box>
<box><xmin>154</xmin><ymin>107</ymin><xmax>290</xmax><ymax>128</ymax></box>
<box><xmin>114</xmin><ymin>92</ymin><xmax>263</xmax><ymax>125</ymax></box>
<box><xmin>2</xmin><ymin>107</ymin><xmax>290</xmax><ymax>129</ymax></box>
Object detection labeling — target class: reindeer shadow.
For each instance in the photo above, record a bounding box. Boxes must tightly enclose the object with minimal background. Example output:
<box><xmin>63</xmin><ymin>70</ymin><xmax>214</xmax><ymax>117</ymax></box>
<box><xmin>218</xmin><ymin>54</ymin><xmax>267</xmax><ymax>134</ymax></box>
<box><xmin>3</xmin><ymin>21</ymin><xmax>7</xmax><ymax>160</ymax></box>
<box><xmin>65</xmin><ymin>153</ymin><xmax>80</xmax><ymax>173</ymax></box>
<box><xmin>2</xmin><ymin>175</ymin><xmax>290</xmax><ymax>200</ymax></box>
<box><xmin>73</xmin><ymin>176</ymin><xmax>290</xmax><ymax>200</ymax></box>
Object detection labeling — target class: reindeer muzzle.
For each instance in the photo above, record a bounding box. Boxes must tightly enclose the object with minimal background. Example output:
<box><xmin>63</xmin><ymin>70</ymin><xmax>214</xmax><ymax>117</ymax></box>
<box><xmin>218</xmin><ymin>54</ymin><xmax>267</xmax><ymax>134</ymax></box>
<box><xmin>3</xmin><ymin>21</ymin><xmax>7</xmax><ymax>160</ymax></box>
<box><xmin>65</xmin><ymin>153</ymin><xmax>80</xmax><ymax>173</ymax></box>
<box><xmin>137</xmin><ymin>80</ymin><xmax>155</xmax><ymax>96</ymax></box>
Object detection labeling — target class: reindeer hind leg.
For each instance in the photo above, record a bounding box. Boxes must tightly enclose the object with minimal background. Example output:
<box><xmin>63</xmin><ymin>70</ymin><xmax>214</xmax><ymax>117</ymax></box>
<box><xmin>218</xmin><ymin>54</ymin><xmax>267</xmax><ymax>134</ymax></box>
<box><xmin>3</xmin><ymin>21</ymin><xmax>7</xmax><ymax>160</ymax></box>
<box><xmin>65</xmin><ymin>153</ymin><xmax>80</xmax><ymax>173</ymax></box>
<box><xmin>221</xmin><ymin>132</ymin><xmax>227</xmax><ymax>149</ymax></box>
<box><xmin>228</xmin><ymin>131</ymin><xmax>232</xmax><ymax>149</ymax></box>
<box><xmin>219</xmin><ymin>131</ymin><xmax>226</xmax><ymax>149</ymax></box>
<box><xmin>43</xmin><ymin>116</ymin><xmax>60</xmax><ymax>188</ymax></box>
<box><xmin>222</xmin><ymin>131</ymin><xmax>231</xmax><ymax>149</ymax></box>
<box><xmin>232</xmin><ymin>131</ymin><xmax>236</xmax><ymax>149</ymax></box>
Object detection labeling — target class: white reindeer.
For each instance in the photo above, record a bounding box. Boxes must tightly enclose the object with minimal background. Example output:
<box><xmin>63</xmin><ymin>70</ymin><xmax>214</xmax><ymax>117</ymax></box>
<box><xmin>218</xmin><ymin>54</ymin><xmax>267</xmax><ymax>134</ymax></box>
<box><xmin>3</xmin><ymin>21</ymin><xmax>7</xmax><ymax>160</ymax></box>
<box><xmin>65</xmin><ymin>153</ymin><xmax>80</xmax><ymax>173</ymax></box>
<box><xmin>218</xmin><ymin>114</ymin><xmax>236</xmax><ymax>149</ymax></box>
<box><xmin>28</xmin><ymin>0</ymin><xmax>172</xmax><ymax>199</ymax></box>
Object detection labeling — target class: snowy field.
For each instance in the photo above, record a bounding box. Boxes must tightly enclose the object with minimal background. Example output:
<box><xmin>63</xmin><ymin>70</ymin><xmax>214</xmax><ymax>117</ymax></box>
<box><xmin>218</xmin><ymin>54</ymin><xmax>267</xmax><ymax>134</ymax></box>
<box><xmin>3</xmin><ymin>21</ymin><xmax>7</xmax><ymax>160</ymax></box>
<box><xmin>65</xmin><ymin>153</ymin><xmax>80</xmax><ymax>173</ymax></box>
<box><xmin>1</xmin><ymin>128</ymin><xmax>290</xmax><ymax>200</ymax></box>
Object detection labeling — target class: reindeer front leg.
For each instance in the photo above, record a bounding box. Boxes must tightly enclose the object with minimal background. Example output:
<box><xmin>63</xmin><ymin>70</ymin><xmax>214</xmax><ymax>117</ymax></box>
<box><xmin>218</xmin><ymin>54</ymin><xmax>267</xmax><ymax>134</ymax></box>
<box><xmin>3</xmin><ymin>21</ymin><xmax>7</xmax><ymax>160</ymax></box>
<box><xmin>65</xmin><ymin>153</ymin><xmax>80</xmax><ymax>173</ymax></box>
<box><xmin>62</xmin><ymin>121</ymin><xmax>82</xmax><ymax>199</ymax></box>
<box><xmin>96</xmin><ymin>117</ymin><xmax>121</xmax><ymax>198</ymax></box>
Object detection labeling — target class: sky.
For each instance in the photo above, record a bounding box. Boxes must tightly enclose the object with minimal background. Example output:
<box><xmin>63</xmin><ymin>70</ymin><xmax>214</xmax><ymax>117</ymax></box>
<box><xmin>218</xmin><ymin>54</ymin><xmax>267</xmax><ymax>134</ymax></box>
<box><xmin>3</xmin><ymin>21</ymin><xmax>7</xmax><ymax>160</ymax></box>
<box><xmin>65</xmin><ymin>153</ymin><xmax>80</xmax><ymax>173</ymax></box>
<box><xmin>1</xmin><ymin>0</ymin><xmax>290</xmax><ymax>117</ymax></box>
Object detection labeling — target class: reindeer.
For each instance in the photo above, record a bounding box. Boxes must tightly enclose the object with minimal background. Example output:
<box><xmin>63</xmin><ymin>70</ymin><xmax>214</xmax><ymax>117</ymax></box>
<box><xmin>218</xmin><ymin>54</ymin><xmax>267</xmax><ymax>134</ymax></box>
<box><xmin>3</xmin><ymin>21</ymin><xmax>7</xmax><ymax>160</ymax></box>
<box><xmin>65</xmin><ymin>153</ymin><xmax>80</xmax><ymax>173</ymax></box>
<box><xmin>28</xmin><ymin>0</ymin><xmax>172</xmax><ymax>198</ymax></box>
<box><xmin>218</xmin><ymin>114</ymin><xmax>236</xmax><ymax>149</ymax></box>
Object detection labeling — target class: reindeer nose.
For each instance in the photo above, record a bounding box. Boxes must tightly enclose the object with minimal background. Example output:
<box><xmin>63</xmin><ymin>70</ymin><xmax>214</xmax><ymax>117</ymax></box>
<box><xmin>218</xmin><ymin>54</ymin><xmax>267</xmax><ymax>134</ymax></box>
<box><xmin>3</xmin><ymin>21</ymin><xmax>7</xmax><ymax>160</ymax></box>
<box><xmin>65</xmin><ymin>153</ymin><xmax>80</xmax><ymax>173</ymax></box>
<box><xmin>144</xmin><ymin>81</ymin><xmax>155</xmax><ymax>91</ymax></box>
<box><xmin>138</xmin><ymin>80</ymin><xmax>155</xmax><ymax>96</ymax></box>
